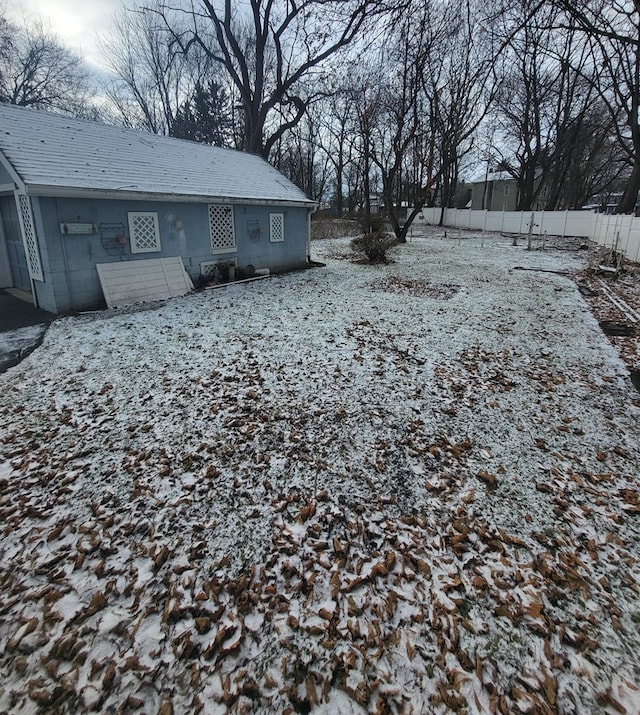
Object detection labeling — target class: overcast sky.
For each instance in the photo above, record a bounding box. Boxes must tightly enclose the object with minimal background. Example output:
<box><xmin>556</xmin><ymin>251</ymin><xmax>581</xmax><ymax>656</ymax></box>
<box><xmin>7</xmin><ymin>0</ymin><xmax>126</xmax><ymax>71</ymax></box>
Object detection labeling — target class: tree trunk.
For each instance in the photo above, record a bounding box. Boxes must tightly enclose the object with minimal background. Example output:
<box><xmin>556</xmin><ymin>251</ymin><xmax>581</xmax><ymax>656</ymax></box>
<box><xmin>336</xmin><ymin>148</ymin><xmax>344</xmax><ymax>212</ymax></box>
<box><xmin>243</xmin><ymin>105</ymin><xmax>264</xmax><ymax>156</ymax></box>
<box><xmin>383</xmin><ymin>173</ymin><xmax>405</xmax><ymax>243</ymax></box>
<box><xmin>617</xmin><ymin>161</ymin><xmax>640</xmax><ymax>214</ymax></box>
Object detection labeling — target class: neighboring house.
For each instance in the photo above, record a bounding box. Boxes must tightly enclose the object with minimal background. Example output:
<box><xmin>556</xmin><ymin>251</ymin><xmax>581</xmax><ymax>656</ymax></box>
<box><xmin>469</xmin><ymin>172</ymin><xmax>519</xmax><ymax>211</ymax></box>
<box><xmin>453</xmin><ymin>183</ymin><xmax>472</xmax><ymax>209</ymax></box>
<box><xmin>468</xmin><ymin>171</ymin><xmax>558</xmax><ymax>212</ymax></box>
<box><xmin>0</xmin><ymin>104</ymin><xmax>316</xmax><ymax>314</ymax></box>
<box><xmin>583</xmin><ymin>192</ymin><xmax>640</xmax><ymax>215</ymax></box>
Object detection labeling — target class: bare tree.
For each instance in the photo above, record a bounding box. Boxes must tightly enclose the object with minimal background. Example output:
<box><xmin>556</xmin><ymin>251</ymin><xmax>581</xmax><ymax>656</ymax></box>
<box><xmin>537</xmin><ymin>0</ymin><xmax>640</xmax><ymax>213</ymax></box>
<box><xmin>271</xmin><ymin>95</ymin><xmax>331</xmax><ymax>201</ymax></box>
<box><xmin>489</xmin><ymin>1</ymin><xmax>616</xmax><ymax>211</ymax></box>
<box><xmin>363</xmin><ymin>12</ymin><xmax>438</xmax><ymax>242</ymax></box>
<box><xmin>542</xmin><ymin>71</ymin><xmax>625</xmax><ymax>210</ymax></box>
<box><xmin>156</xmin><ymin>0</ymin><xmax>390</xmax><ymax>159</ymax></box>
<box><xmin>315</xmin><ymin>87</ymin><xmax>361</xmax><ymax>212</ymax></box>
<box><xmin>100</xmin><ymin>4</ymin><xmax>217</xmax><ymax>135</ymax></box>
<box><xmin>558</xmin><ymin>105</ymin><xmax>628</xmax><ymax>209</ymax></box>
<box><xmin>491</xmin><ymin>2</ymin><xmax>562</xmax><ymax>210</ymax></box>
<box><xmin>488</xmin><ymin>1</ymin><xmax>629</xmax><ymax>212</ymax></box>
<box><xmin>425</xmin><ymin>0</ymin><xmax>501</xmax><ymax>220</ymax></box>
<box><xmin>358</xmin><ymin>0</ymin><xmax>497</xmax><ymax>239</ymax></box>
<box><xmin>352</xmin><ymin>71</ymin><xmax>381</xmax><ymax>219</ymax></box>
<box><xmin>0</xmin><ymin>12</ymin><xmax>94</xmax><ymax>116</ymax></box>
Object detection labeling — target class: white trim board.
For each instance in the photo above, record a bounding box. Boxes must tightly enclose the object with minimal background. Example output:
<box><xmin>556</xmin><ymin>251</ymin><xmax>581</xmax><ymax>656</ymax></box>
<box><xmin>96</xmin><ymin>257</ymin><xmax>193</xmax><ymax>309</ymax></box>
<box><xmin>25</xmin><ymin>185</ymin><xmax>316</xmax><ymax>207</ymax></box>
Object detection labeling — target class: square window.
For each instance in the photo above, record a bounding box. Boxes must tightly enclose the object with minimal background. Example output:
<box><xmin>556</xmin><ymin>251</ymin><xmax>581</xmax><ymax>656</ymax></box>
<box><xmin>128</xmin><ymin>212</ymin><xmax>161</xmax><ymax>253</ymax></box>
<box><xmin>209</xmin><ymin>205</ymin><xmax>236</xmax><ymax>253</ymax></box>
<box><xmin>269</xmin><ymin>213</ymin><xmax>284</xmax><ymax>242</ymax></box>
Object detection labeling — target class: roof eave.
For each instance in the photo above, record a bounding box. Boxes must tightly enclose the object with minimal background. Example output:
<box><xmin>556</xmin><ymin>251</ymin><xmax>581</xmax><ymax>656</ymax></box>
<box><xmin>25</xmin><ymin>184</ymin><xmax>317</xmax><ymax>208</ymax></box>
<box><xmin>0</xmin><ymin>149</ymin><xmax>26</xmax><ymax>192</ymax></box>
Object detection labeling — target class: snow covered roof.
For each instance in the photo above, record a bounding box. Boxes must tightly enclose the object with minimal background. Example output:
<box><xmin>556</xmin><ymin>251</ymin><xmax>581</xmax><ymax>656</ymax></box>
<box><xmin>463</xmin><ymin>169</ymin><xmax>514</xmax><ymax>184</ymax></box>
<box><xmin>0</xmin><ymin>103</ymin><xmax>314</xmax><ymax>206</ymax></box>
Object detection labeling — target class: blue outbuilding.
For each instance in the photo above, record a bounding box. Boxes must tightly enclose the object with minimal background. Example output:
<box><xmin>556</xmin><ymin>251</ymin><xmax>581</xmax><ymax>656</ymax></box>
<box><xmin>0</xmin><ymin>104</ymin><xmax>316</xmax><ymax>313</ymax></box>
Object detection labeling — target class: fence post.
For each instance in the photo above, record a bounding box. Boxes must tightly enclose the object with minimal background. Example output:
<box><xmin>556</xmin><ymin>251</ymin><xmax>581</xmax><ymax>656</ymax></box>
<box><xmin>562</xmin><ymin>210</ymin><xmax>568</xmax><ymax>238</ymax></box>
<box><xmin>527</xmin><ymin>213</ymin><xmax>534</xmax><ymax>250</ymax></box>
<box><xmin>611</xmin><ymin>214</ymin><xmax>620</xmax><ymax>249</ymax></box>
<box><xmin>608</xmin><ymin>214</ymin><xmax>616</xmax><ymax>251</ymax></box>
<box><xmin>625</xmin><ymin>216</ymin><xmax>632</xmax><ymax>257</ymax></box>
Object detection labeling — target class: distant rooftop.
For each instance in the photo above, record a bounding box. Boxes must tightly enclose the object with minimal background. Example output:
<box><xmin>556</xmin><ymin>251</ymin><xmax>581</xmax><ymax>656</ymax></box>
<box><xmin>463</xmin><ymin>170</ymin><xmax>513</xmax><ymax>184</ymax></box>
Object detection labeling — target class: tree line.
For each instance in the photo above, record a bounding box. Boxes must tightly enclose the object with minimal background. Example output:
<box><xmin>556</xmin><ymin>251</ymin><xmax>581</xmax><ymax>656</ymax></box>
<box><xmin>1</xmin><ymin>0</ymin><xmax>639</xmax><ymax>240</ymax></box>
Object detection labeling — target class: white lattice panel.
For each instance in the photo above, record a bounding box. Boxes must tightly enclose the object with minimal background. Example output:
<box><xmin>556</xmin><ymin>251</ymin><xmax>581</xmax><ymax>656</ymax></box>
<box><xmin>128</xmin><ymin>212</ymin><xmax>161</xmax><ymax>253</ymax></box>
<box><xmin>269</xmin><ymin>213</ymin><xmax>284</xmax><ymax>242</ymax></box>
<box><xmin>16</xmin><ymin>193</ymin><xmax>44</xmax><ymax>282</ymax></box>
<box><xmin>208</xmin><ymin>205</ymin><xmax>236</xmax><ymax>253</ymax></box>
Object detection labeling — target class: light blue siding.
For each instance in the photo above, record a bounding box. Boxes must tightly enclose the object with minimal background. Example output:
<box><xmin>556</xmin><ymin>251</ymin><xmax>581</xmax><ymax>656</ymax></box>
<box><xmin>32</xmin><ymin>197</ymin><xmax>311</xmax><ymax>313</ymax></box>
<box><xmin>0</xmin><ymin>163</ymin><xmax>14</xmax><ymax>184</ymax></box>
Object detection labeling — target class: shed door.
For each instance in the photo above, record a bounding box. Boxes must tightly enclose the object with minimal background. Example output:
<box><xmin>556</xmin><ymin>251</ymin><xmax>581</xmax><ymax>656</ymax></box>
<box><xmin>0</xmin><ymin>195</ymin><xmax>31</xmax><ymax>293</ymax></box>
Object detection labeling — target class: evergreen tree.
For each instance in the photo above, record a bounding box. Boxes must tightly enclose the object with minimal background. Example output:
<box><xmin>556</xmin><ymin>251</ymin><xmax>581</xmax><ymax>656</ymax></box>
<box><xmin>171</xmin><ymin>80</ymin><xmax>232</xmax><ymax>146</ymax></box>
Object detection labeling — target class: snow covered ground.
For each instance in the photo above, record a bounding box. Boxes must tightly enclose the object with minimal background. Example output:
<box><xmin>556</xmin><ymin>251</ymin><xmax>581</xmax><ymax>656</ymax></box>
<box><xmin>1</xmin><ymin>232</ymin><xmax>640</xmax><ymax>714</ymax></box>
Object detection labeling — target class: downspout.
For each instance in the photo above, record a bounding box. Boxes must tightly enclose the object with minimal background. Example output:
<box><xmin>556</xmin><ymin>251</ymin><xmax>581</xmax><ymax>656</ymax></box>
<box><xmin>307</xmin><ymin>204</ymin><xmax>318</xmax><ymax>263</ymax></box>
<box><xmin>29</xmin><ymin>275</ymin><xmax>39</xmax><ymax>309</ymax></box>
<box><xmin>54</xmin><ymin>198</ymin><xmax>75</xmax><ymax>311</ymax></box>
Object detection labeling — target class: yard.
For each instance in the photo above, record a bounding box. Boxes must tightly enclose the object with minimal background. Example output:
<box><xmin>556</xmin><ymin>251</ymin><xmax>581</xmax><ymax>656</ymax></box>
<box><xmin>1</xmin><ymin>230</ymin><xmax>640</xmax><ymax>714</ymax></box>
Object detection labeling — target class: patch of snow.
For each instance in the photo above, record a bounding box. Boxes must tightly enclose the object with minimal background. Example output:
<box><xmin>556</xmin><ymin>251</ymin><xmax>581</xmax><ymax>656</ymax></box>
<box><xmin>0</xmin><ymin>232</ymin><xmax>639</xmax><ymax>713</ymax></box>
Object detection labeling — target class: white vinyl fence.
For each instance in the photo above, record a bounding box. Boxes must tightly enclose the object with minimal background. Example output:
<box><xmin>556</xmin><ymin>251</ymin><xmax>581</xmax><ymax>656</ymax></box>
<box><xmin>420</xmin><ymin>207</ymin><xmax>640</xmax><ymax>263</ymax></box>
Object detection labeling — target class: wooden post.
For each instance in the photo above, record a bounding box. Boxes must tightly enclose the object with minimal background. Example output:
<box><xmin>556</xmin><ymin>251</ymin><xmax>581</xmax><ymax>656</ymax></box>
<box><xmin>526</xmin><ymin>212</ymin><xmax>534</xmax><ymax>249</ymax></box>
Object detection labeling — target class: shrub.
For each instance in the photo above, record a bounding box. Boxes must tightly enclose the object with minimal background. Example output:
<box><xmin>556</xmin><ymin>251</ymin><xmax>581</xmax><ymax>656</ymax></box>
<box><xmin>358</xmin><ymin>213</ymin><xmax>388</xmax><ymax>234</ymax></box>
<box><xmin>350</xmin><ymin>231</ymin><xmax>398</xmax><ymax>264</ymax></box>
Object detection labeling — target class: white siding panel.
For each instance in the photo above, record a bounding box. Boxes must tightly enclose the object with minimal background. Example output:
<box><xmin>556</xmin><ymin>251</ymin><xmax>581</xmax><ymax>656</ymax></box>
<box><xmin>96</xmin><ymin>257</ymin><xmax>193</xmax><ymax>309</ymax></box>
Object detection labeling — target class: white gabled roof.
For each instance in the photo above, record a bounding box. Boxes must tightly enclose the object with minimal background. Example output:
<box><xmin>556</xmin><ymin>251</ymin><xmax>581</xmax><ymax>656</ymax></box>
<box><xmin>0</xmin><ymin>103</ymin><xmax>314</xmax><ymax>206</ymax></box>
